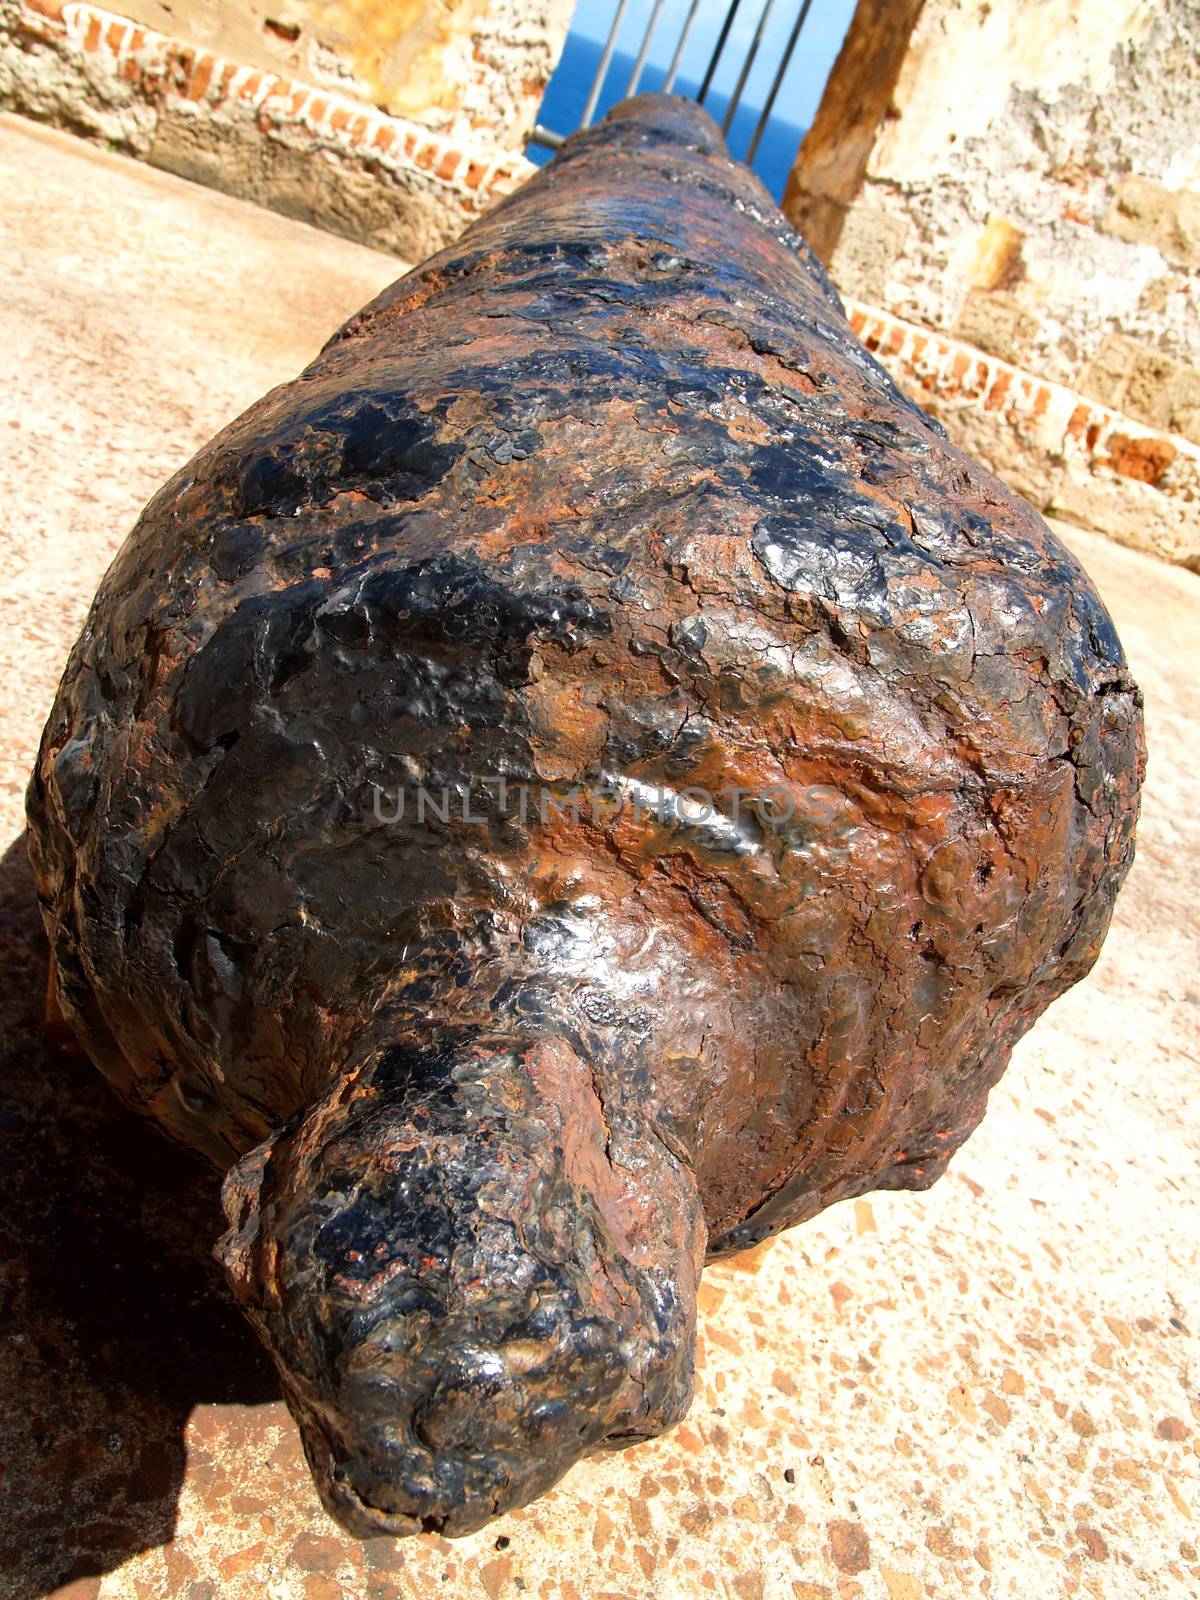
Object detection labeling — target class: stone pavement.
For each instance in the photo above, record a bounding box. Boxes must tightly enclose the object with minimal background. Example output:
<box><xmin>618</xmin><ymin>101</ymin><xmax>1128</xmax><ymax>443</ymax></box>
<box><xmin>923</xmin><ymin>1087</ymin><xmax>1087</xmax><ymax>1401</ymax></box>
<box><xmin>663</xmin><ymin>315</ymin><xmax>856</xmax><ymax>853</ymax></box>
<box><xmin>0</xmin><ymin>112</ymin><xmax>1196</xmax><ymax>1600</ymax></box>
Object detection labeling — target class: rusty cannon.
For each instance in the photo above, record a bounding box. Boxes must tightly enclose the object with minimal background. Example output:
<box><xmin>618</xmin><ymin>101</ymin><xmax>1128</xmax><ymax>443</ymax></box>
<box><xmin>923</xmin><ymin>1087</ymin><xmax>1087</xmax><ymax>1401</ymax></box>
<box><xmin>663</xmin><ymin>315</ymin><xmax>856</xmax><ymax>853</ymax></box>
<box><xmin>28</xmin><ymin>96</ymin><xmax>1143</xmax><ymax>1536</ymax></box>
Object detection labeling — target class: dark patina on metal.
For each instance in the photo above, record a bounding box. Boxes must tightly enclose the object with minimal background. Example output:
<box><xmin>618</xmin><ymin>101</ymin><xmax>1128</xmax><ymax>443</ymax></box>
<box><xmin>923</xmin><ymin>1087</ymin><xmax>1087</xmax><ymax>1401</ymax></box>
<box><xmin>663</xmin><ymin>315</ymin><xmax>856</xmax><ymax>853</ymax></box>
<box><xmin>27</xmin><ymin>96</ymin><xmax>1144</xmax><ymax>1537</ymax></box>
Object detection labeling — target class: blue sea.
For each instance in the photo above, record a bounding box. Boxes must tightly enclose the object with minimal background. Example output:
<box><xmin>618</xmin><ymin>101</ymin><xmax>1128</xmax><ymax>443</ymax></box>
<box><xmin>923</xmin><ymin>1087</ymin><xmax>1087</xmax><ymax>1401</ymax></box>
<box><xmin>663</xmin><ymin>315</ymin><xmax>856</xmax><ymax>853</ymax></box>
<box><xmin>526</xmin><ymin>33</ymin><xmax>806</xmax><ymax>201</ymax></box>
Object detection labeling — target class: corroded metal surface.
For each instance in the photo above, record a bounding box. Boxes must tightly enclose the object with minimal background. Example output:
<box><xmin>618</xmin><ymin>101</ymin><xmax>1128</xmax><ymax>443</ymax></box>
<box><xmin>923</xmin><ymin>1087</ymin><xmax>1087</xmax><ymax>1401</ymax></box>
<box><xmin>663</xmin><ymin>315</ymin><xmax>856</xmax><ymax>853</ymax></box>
<box><xmin>27</xmin><ymin>95</ymin><xmax>1144</xmax><ymax>1538</ymax></box>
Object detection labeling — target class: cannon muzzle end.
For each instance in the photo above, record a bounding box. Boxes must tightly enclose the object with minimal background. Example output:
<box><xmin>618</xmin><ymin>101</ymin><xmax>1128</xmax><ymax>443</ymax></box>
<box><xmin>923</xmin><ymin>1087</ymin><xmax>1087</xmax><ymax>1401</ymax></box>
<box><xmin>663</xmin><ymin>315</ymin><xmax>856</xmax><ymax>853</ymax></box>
<box><xmin>217</xmin><ymin>1034</ymin><xmax>705</xmax><ymax>1536</ymax></box>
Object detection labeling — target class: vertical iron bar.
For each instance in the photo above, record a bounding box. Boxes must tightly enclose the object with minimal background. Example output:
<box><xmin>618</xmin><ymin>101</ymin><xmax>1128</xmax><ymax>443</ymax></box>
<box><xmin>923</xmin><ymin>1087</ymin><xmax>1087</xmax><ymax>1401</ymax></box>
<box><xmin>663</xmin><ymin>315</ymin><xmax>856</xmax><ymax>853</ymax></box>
<box><xmin>626</xmin><ymin>0</ymin><xmax>669</xmax><ymax>96</ymax></box>
<box><xmin>722</xmin><ymin>0</ymin><xmax>779</xmax><ymax>137</ymax></box>
<box><xmin>745</xmin><ymin>0</ymin><xmax>816</xmax><ymax>164</ymax></box>
<box><xmin>698</xmin><ymin>0</ymin><xmax>743</xmax><ymax>104</ymax></box>
<box><xmin>662</xmin><ymin>0</ymin><xmax>704</xmax><ymax>94</ymax></box>
<box><xmin>582</xmin><ymin>0</ymin><xmax>632</xmax><ymax>128</ymax></box>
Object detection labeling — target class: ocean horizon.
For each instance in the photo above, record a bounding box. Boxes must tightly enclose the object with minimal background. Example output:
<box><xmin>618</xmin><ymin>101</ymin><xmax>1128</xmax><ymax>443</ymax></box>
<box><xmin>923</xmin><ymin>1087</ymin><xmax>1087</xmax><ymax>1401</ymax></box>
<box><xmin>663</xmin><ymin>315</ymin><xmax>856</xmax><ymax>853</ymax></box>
<box><xmin>527</xmin><ymin>34</ymin><xmax>806</xmax><ymax>201</ymax></box>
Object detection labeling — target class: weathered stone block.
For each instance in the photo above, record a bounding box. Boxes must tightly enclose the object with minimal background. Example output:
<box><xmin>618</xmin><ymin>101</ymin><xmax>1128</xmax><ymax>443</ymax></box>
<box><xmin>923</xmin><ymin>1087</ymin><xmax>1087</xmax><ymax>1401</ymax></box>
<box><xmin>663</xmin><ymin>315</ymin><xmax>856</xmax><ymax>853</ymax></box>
<box><xmin>148</xmin><ymin>106</ymin><xmax>463</xmax><ymax>261</ymax></box>
<box><xmin>1124</xmin><ymin>345</ymin><xmax>1187</xmax><ymax>434</ymax></box>
<box><xmin>828</xmin><ymin>204</ymin><xmax>910</xmax><ymax>302</ymax></box>
<box><xmin>1154</xmin><ymin>359</ymin><xmax>1200</xmax><ymax>446</ymax></box>
<box><xmin>970</xmin><ymin>216</ymin><xmax>1025</xmax><ymax>292</ymax></box>
<box><xmin>954</xmin><ymin>289</ymin><xmax>1041</xmax><ymax>365</ymax></box>
<box><xmin>1104</xmin><ymin>176</ymin><xmax>1200</xmax><ymax>271</ymax></box>
<box><xmin>148</xmin><ymin>107</ymin><xmax>266</xmax><ymax>203</ymax></box>
<box><xmin>1082</xmin><ymin>333</ymin><xmax>1142</xmax><ymax>411</ymax></box>
<box><xmin>1085</xmin><ymin>332</ymin><xmax>1200</xmax><ymax>444</ymax></box>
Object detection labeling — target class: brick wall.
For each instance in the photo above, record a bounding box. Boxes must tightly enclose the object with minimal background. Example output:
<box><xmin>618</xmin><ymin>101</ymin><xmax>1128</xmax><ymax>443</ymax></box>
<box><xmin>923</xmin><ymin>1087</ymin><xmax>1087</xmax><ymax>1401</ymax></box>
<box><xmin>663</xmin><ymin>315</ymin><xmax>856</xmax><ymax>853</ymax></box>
<box><xmin>847</xmin><ymin>299</ymin><xmax>1200</xmax><ymax>570</ymax></box>
<box><xmin>786</xmin><ymin>0</ymin><xmax>1200</xmax><ymax>566</ymax></box>
<box><xmin>0</xmin><ymin>0</ymin><xmax>551</xmax><ymax>259</ymax></box>
<box><xmin>110</xmin><ymin>0</ymin><xmax>573</xmax><ymax>154</ymax></box>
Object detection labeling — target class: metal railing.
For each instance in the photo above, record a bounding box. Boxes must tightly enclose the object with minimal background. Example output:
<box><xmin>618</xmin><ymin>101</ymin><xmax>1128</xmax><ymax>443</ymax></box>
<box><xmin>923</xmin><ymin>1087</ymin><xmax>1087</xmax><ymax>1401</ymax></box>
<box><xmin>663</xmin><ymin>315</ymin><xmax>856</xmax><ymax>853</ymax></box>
<box><xmin>531</xmin><ymin>0</ymin><xmax>818</xmax><ymax>165</ymax></box>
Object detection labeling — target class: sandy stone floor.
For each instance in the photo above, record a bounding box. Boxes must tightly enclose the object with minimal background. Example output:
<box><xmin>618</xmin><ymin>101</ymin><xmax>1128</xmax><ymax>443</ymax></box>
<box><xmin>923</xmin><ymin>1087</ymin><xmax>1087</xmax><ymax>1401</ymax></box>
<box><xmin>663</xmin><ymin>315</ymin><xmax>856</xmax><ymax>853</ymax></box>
<box><xmin>0</xmin><ymin>113</ymin><xmax>1196</xmax><ymax>1600</ymax></box>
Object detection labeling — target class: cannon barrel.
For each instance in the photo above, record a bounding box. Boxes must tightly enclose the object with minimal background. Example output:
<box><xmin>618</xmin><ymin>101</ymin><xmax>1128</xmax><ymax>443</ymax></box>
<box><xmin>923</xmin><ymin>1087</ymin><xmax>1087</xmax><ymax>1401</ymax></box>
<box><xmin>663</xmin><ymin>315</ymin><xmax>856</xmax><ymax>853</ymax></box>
<box><xmin>28</xmin><ymin>94</ymin><xmax>1143</xmax><ymax>1536</ymax></box>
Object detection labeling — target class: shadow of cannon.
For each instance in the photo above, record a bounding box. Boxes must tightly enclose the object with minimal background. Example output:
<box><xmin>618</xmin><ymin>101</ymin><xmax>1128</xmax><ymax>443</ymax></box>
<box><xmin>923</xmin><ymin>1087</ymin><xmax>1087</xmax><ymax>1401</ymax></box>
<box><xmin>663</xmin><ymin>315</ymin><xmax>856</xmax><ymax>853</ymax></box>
<box><xmin>0</xmin><ymin>834</ymin><xmax>276</xmax><ymax>1598</ymax></box>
